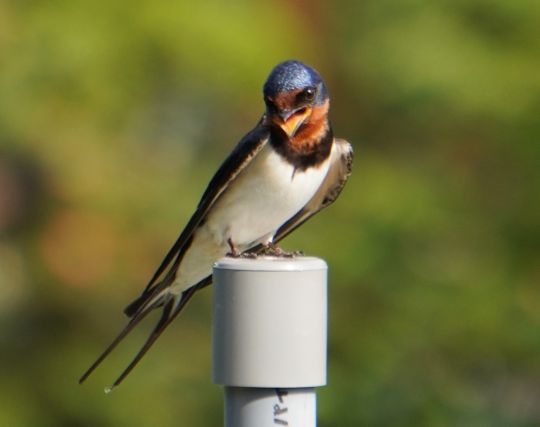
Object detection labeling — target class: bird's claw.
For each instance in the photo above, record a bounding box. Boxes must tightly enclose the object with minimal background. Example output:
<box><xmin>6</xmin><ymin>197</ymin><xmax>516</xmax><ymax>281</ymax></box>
<box><xmin>260</xmin><ymin>244</ymin><xmax>304</xmax><ymax>258</ymax></box>
<box><xmin>226</xmin><ymin>251</ymin><xmax>257</xmax><ymax>259</ymax></box>
<box><xmin>226</xmin><ymin>238</ymin><xmax>258</xmax><ymax>258</ymax></box>
<box><xmin>242</xmin><ymin>252</ymin><xmax>258</xmax><ymax>259</ymax></box>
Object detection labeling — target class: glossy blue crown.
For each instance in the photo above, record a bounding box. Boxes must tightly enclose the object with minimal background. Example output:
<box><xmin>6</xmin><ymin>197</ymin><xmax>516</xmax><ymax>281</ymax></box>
<box><xmin>263</xmin><ymin>60</ymin><xmax>328</xmax><ymax>104</ymax></box>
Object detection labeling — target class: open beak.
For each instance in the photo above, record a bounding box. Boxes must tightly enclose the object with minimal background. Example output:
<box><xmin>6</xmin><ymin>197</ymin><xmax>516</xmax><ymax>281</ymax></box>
<box><xmin>277</xmin><ymin>107</ymin><xmax>312</xmax><ymax>137</ymax></box>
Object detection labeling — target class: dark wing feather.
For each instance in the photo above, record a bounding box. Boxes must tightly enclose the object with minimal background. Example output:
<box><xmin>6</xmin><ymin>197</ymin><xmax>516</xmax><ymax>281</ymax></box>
<box><xmin>79</xmin><ymin>124</ymin><xmax>269</xmax><ymax>385</ymax></box>
<box><xmin>124</xmin><ymin>124</ymin><xmax>269</xmax><ymax>316</ymax></box>
<box><xmin>79</xmin><ymin>275</ymin><xmax>212</xmax><ymax>388</ymax></box>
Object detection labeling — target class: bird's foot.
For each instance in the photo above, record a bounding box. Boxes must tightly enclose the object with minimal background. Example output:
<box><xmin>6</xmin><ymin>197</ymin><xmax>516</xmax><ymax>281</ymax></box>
<box><xmin>226</xmin><ymin>252</ymin><xmax>258</xmax><ymax>259</ymax></box>
<box><xmin>226</xmin><ymin>238</ymin><xmax>241</xmax><ymax>258</ymax></box>
<box><xmin>240</xmin><ymin>251</ymin><xmax>258</xmax><ymax>259</ymax></box>
<box><xmin>226</xmin><ymin>238</ymin><xmax>258</xmax><ymax>258</ymax></box>
<box><xmin>261</xmin><ymin>243</ymin><xmax>304</xmax><ymax>258</ymax></box>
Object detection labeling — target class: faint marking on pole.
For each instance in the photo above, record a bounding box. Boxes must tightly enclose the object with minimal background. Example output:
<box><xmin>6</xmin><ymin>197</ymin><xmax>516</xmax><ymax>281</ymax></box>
<box><xmin>273</xmin><ymin>388</ymin><xmax>289</xmax><ymax>425</ymax></box>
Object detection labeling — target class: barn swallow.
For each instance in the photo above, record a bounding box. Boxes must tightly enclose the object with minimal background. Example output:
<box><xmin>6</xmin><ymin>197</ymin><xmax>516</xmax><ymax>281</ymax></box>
<box><xmin>80</xmin><ymin>60</ymin><xmax>353</xmax><ymax>390</ymax></box>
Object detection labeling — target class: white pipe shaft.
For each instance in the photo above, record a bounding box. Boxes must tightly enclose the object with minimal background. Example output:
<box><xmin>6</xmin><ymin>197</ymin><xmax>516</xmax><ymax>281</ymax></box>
<box><xmin>225</xmin><ymin>387</ymin><xmax>316</xmax><ymax>427</ymax></box>
<box><xmin>212</xmin><ymin>256</ymin><xmax>327</xmax><ymax>427</ymax></box>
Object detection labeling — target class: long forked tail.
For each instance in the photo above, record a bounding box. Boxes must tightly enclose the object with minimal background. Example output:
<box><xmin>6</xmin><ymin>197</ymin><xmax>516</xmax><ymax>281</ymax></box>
<box><xmin>79</xmin><ymin>276</ymin><xmax>211</xmax><ymax>390</ymax></box>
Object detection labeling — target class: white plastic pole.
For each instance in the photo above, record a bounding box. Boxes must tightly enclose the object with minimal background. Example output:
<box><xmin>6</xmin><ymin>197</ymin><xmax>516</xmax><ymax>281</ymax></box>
<box><xmin>212</xmin><ymin>256</ymin><xmax>328</xmax><ymax>427</ymax></box>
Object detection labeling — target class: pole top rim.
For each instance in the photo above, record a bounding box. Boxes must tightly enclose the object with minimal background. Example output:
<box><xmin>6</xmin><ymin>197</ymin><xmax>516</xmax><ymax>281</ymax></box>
<box><xmin>213</xmin><ymin>256</ymin><xmax>327</xmax><ymax>272</ymax></box>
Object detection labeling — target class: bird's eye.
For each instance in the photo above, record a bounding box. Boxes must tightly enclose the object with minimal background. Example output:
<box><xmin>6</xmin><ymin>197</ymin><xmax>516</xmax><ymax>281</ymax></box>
<box><xmin>298</xmin><ymin>87</ymin><xmax>316</xmax><ymax>103</ymax></box>
<box><xmin>265</xmin><ymin>96</ymin><xmax>277</xmax><ymax>111</ymax></box>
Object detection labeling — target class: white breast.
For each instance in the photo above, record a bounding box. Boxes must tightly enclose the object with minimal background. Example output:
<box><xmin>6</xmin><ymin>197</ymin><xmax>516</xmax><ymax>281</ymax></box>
<box><xmin>170</xmin><ymin>142</ymin><xmax>332</xmax><ymax>293</ymax></box>
<box><xmin>205</xmin><ymin>143</ymin><xmax>331</xmax><ymax>249</ymax></box>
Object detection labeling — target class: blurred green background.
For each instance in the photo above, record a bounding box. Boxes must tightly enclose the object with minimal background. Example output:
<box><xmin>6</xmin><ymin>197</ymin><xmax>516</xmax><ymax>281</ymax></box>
<box><xmin>1</xmin><ymin>0</ymin><xmax>539</xmax><ymax>426</ymax></box>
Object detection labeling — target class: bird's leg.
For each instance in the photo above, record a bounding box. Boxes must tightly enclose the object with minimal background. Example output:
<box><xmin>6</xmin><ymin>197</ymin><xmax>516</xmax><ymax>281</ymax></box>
<box><xmin>226</xmin><ymin>238</ymin><xmax>257</xmax><ymax>258</ymax></box>
<box><xmin>226</xmin><ymin>238</ymin><xmax>241</xmax><ymax>258</ymax></box>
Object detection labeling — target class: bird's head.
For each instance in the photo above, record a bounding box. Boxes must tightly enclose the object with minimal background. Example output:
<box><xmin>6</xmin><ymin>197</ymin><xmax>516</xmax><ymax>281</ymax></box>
<box><xmin>263</xmin><ymin>60</ymin><xmax>329</xmax><ymax>139</ymax></box>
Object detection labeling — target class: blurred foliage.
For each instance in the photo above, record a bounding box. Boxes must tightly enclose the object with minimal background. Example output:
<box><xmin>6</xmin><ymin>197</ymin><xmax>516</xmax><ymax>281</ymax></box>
<box><xmin>0</xmin><ymin>0</ymin><xmax>539</xmax><ymax>426</ymax></box>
